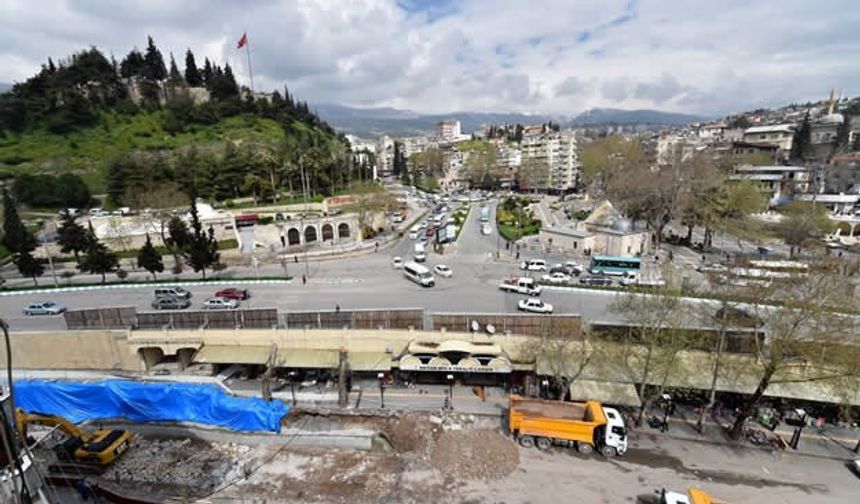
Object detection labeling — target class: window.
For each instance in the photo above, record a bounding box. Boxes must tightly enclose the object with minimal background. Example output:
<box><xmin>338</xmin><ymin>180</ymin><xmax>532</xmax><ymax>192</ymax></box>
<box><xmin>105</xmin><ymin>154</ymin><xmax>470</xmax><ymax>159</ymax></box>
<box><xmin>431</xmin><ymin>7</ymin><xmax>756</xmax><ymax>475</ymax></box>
<box><xmin>611</xmin><ymin>426</ymin><xmax>627</xmax><ymax>436</ymax></box>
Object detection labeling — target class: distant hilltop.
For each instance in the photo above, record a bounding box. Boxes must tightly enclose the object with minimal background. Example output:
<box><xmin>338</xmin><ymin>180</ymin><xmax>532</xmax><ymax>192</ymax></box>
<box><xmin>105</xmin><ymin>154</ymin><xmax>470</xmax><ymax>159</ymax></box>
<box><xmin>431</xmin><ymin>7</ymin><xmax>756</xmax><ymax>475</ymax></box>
<box><xmin>314</xmin><ymin>103</ymin><xmax>706</xmax><ymax>137</ymax></box>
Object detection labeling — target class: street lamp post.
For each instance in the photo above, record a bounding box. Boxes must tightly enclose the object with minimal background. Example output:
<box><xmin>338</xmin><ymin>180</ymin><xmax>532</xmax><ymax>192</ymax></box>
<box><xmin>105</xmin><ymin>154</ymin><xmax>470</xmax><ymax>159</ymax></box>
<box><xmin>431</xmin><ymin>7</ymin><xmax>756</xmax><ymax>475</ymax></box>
<box><xmin>541</xmin><ymin>379</ymin><xmax>549</xmax><ymax>399</ymax></box>
<box><xmin>445</xmin><ymin>374</ymin><xmax>454</xmax><ymax>410</ymax></box>
<box><xmin>660</xmin><ymin>393</ymin><xmax>672</xmax><ymax>433</ymax></box>
<box><xmin>377</xmin><ymin>372</ymin><xmax>386</xmax><ymax>409</ymax></box>
<box><xmin>288</xmin><ymin>371</ymin><xmax>297</xmax><ymax>406</ymax></box>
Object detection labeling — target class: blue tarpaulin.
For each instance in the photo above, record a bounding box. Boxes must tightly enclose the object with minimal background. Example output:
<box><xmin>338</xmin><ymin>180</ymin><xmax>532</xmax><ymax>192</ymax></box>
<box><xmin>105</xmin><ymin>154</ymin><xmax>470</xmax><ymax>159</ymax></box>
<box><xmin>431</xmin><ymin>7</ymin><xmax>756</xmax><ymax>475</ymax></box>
<box><xmin>13</xmin><ymin>380</ymin><xmax>289</xmax><ymax>433</ymax></box>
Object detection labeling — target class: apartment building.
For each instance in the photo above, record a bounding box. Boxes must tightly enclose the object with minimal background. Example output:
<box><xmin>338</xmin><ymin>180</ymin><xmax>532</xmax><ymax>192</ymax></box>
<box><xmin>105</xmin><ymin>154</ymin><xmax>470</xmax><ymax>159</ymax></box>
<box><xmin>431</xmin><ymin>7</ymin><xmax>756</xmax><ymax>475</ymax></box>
<box><xmin>519</xmin><ymin>130</ymin><xmax>580</xmax><ymax>192</ymax></box>
<box><xmin>742</xmin><ymin>124</ymin><xmax>796</xmax><ymax>156</ymax></box>
<box><xmin>730</xmin><ymin>164</ymin><xmax>811</xmax><ymax>206</ymax></box>
<box><xmin>435</xmin><ymin>120</ymin><xmax>461</xmax><ymax>142</ymax></box>
<box><xmin>375</xmin><ymin>135</ymin><xmax>394</xmax><ymax>177</ymax></box>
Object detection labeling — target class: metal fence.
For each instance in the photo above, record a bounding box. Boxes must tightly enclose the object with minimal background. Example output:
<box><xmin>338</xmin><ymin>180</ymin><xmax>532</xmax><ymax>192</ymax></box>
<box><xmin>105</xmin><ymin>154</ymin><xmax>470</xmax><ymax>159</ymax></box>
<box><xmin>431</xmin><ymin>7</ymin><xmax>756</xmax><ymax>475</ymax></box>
<box><xmin>430</xmin><ymin>312</ymin><xmax>582</xmax><ymax>338</ymax></box>
<box><xmin>135</xmin><ymin>309</ymin><xmax>280</xmax><ymax>330</ymax></box>
<box><xmin>284</xmin><ymin>308</ymin><xmax>424</xmax><ymax>330</ymax></box>
<box><xmin>63</xmin><ymin>307</ymin><xmax>137</xmax><ymax>329</ymax></box>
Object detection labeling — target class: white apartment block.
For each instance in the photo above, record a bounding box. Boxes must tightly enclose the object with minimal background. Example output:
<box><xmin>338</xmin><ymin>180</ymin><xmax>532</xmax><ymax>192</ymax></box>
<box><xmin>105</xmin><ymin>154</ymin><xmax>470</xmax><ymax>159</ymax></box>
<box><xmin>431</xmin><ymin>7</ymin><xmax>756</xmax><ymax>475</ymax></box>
<box><xmin>436</xmin><ymin>120</ymin><xmax>461</xmax><ymax>142</ymax></box>
<box><xmin>519</xmin><ymin>130</ymin><xmax>580</xmax><ymax>192</ymax></box>
<box><xmin>743</xmin><ymin>124</ymin><xmax>796</xmax><ymax>153</ymax></box>
<box><xmin>402</xmin><ymin>136</ymin><xmax>430</xmax><ymax>158</ymax></box>
<box><xmin>375</xmin><ymin>135</ymin><xmax>394</xmax><ymax>177</ymax></box>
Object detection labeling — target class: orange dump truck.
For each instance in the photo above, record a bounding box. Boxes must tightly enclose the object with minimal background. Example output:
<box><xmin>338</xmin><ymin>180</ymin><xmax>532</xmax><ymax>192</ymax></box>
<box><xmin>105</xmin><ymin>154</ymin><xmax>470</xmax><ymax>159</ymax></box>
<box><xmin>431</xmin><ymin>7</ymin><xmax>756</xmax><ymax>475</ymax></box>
<box><xmin>660</xmin><ymin>488</ymin><xmax>730</xmax><ymax>504</ymax></box>
<box><xmin>508</xmin><ymin>395</ymin><xmax>628</xmax><ymax>456</ymax></box>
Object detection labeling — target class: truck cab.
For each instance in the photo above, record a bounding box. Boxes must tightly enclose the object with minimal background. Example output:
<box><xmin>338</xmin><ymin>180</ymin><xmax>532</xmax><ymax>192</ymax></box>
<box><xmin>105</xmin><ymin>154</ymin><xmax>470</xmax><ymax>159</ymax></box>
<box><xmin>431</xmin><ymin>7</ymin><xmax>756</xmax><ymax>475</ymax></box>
<box><xmin>602</xmin><ymin>407</ymin><xmax>628</xmax><ymax>455</ymax></box>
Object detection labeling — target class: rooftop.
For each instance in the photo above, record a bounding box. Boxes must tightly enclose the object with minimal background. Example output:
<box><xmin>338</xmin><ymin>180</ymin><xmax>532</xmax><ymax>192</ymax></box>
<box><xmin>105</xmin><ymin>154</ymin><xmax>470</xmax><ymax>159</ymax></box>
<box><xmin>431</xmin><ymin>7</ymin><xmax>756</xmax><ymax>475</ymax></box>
<box><xmin>744</xmin><ymin>124</ymin><xmax>795</xmax><ymax>135</ymax></box>
<box><xmin>541</xmin><ymin>226</ymin><xmax>593</xmax><ymax>239</ymax></box>
<box><xmin>735</xmin><ymin>165</ymin><xmax>808</xmax><ymax>172</ymax></box>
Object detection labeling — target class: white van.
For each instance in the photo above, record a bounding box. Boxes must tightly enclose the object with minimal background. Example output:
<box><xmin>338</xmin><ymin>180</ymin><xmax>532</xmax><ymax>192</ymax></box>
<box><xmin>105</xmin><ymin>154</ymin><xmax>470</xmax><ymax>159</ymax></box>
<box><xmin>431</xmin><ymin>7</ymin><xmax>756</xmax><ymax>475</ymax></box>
<box><xmin>403</xmin><ymin>262</ymin><xmax>435</xmax><ymax>287</ymax></box>
<box><xmin>154</xmin><ymin>286</ymin><xmax>192</xmax><ymax>299</ymax></box>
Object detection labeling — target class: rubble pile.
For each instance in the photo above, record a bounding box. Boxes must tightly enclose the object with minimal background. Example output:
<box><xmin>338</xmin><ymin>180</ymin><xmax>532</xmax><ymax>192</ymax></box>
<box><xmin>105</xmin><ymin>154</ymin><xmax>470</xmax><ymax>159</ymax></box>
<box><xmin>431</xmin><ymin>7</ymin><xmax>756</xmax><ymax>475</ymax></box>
<box><xmin>431</xmin><ymin>429</ymin><xmax>519</xmax><ymax>481</ymax></box>
<box><xmin>111</xmin><ymin>437</ymin><xmax>256</xmax><ymax>494</ymax></box>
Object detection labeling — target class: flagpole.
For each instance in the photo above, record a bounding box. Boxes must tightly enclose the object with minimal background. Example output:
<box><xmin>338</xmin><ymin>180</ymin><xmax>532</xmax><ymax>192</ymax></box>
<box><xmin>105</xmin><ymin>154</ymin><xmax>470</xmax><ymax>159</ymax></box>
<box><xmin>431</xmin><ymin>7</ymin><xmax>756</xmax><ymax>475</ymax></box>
<box><xmin>244</xmin><ymin>35</ymin><xmax>255</xmax><ymax>93</ymax></box>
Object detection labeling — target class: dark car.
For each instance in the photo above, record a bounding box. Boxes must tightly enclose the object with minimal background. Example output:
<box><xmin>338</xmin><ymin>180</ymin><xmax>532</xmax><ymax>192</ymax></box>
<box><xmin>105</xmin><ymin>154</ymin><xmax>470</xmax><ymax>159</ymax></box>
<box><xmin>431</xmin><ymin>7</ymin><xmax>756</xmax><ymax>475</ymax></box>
<box><xmin>425</xmin><ymin>226</ymin><xmax>436</xmax><ymax>237</ymax></box>
<box><xmin>580</xmin><ymin>275</ymin><xmax>613</xmax><ymax>286</ymax></box>
<box><xmin>151</xmin><ymin>297</ymin><xmax>191</xmax><ymax>310</ymax></box>
<box><xmin>215</xmin><ymin>288</ymin><xmax>250</xmax><ymax>300</ymax></box>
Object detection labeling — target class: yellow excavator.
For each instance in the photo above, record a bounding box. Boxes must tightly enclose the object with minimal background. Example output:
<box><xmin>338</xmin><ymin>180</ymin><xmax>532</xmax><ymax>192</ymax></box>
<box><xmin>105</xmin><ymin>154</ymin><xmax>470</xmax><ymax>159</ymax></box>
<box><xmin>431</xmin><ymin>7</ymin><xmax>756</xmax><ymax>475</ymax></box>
<box><xmin>16</xmin><ymin>409</ymin><xmax>133</xmax><ymax>466</ymax></box>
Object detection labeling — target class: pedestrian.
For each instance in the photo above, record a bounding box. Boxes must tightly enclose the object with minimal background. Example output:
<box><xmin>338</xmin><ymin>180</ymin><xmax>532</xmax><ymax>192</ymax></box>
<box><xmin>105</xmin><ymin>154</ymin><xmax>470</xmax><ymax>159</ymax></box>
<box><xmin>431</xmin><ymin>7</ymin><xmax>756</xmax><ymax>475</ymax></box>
<box><xmin>294</xmin><ymin>255</ymin><xmax>299</xmax><ymax>263</ymax></box>
<box><xmin>375</xmin><ymin>242</ymin><xmax>379</xmax><ymax>252</ymax></box>
<box><xmin>516</xmin><ymin>251</ymin><xmax>520</xmax><ymax>259</ymax></box>
<box><xmin>668</xmin><ymin>250</ymin><xmax>674</xmax><ymax>262</ymax></box>
<box><xmin>302</xmin><ymin>274</ymin><xmax>307</xmax><ymax>285</ymax></box>
<box><xmin>336</xmin><ymin>304</ymin><xmax>340</xmax><ymax>312</ymax></box>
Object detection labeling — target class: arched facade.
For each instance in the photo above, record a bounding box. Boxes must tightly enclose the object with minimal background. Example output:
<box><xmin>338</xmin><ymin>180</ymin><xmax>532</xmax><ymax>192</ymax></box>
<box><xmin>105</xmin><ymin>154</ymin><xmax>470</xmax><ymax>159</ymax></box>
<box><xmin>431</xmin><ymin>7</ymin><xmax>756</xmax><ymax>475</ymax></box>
<box><xmin>304</xmin><ymin>225</ymin><xmax>318</xmax><ymax>243</ymax></box>
<box><xmin>287</xmin><ymin>228</ymin><xmax>301</xmax><ymax>245</ymax></box>
<box><xmin>322</xmin><ymin>223</ymin><xmax>334</xmax><ymax>241</ymax></box>
<box><xmin>338</xmin><ymin>223</ymin><xmax>350</xmax><ymax>239</ymax></box>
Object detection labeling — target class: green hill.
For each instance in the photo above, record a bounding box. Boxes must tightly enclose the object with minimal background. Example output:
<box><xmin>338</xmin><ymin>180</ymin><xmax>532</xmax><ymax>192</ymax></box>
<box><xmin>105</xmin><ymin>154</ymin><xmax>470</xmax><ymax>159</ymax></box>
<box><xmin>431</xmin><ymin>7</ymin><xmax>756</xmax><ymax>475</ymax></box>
<box><xmin>0</xmin><ymin>110</ymin><xmax>289</xmax><ymax>192</ymax></box>
<box><xmin>0</xmin><ymin>37</ymin><xmax>359</xmax><ymax>207</ymax></box>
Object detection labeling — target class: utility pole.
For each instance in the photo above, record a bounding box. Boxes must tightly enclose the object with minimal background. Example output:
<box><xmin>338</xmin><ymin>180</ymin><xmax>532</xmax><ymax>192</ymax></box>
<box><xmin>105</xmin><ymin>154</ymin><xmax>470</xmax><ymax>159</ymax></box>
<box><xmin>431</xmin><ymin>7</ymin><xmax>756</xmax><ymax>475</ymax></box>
<box><xmin>40</xmin><ymin>235</ymin><xmax>58</xmax><ymax>287</ymax></box>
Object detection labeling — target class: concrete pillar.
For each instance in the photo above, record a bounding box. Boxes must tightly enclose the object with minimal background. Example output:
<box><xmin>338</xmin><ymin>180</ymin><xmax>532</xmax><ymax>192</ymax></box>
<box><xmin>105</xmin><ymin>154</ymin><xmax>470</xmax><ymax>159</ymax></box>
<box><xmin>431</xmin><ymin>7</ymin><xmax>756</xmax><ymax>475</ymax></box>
<box><xmin>176</xmin><ymin>348</ymin><xmax>195</xmax><ymax>370</ymax></box>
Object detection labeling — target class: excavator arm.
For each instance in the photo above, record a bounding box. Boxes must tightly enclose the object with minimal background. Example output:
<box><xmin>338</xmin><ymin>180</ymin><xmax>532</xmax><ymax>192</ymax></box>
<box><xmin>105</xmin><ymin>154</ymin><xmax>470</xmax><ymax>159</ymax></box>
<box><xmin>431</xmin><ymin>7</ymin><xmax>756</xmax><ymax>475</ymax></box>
<box><xmin>16</xmin><ymin>409</ymin><xmax>91</xmax><ymax>441</ymax></box>
<box><xmin>15</xmin><ymin>409</ymin><xmax>132</xmax><ymax>466</ymax></box>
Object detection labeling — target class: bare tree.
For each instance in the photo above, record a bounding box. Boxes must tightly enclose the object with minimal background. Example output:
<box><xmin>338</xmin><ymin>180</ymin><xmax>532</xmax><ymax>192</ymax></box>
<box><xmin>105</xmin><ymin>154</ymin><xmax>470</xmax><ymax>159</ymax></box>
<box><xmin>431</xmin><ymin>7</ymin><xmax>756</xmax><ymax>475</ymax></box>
<box><xmin>522</xmin><ymin>327</ymin><xmax>597</xmax><ymax>399</ymax></box>
<box><xmin>727</xmin><ymin>262</ymin><xmax>860</xmax><ymax>439</ymax></box>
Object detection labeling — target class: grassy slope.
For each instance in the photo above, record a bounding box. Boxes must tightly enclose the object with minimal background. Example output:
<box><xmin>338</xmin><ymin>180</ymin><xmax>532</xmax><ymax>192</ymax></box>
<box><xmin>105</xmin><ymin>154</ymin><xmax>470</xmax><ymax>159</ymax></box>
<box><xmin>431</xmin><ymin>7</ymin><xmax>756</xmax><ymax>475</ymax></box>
<box><xmin>0</xmin><ymin>110</ymin><xmax>288</xmax><ymax>192</ymax></box>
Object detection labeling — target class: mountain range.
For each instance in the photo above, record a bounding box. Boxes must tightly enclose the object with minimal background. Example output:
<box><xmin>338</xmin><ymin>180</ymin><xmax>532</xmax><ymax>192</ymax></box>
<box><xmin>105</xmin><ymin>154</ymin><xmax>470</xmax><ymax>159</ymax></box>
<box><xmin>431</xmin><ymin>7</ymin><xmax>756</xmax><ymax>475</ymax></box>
<box><xmin>314</xmin><ymin>103</ymin><xmax>709</xmax><ymax>137</ymax></box>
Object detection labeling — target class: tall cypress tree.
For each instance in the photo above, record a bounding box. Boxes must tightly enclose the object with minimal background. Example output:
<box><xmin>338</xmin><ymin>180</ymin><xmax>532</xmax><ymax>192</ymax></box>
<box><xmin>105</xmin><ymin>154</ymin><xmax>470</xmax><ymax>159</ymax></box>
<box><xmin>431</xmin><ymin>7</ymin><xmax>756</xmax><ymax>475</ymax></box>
<box><xmin>2</xmin><ymin>189</ymin><xmax>37</xmax><ymax>254</ymax></box>
<box><xmin>56</xmin><ymin>212</ymin><xmax>90</xmax><ymax>260</ymax></box>
<box><xmin>137</xmin><ymin>234</ymin><xmax>164</xmax><ymax>279</ymax></box>
<box><xmin>167</xmin><ymin>53</ymin><xmax>184</xmax><ymax>86</ymax></box>
<box><xmin>14</xmin><ymin>250</ymin><xmax>44</xmax><ymax>286</ymax></box>
<box><xmin>790</xmin><ymin>113</ymin><xmax>812</xmax><ymax>161</ymax></box>
<box><xmin>182</xmin><ymin>197</ymin><xmax>219</xmax><ymax>279</ymax></box>
<box><xmin>201</xmin><ymin>58</ymin><xmax>214</xmax><ymax>88</ymax></box>
<box><xmin>78</xmin><ymin>224</ymin><xmax>119</xmax><ymax>284</ymax></box>
<box><xmin>143</xmin><ymin>35</ymin><xmax>167</xmax><ymax>81</ymax></box>
<box><xmin>184</xmin><ymin>49</ymin><xmax>202</xmax><ymax>86</ymax></box>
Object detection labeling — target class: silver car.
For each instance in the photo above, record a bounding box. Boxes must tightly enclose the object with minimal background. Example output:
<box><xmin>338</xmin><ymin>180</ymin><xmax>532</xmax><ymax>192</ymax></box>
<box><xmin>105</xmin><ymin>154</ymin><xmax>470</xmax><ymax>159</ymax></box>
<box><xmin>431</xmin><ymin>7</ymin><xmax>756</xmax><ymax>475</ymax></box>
<box><xmin>23</xmin><ymin>301</ymin><xmax>66</xmax><ymax>316</ymax></box>
<box><xmin>202</xmin><ymin>297</ymin><xmax>239</xmax><ymax>310</ymax></box>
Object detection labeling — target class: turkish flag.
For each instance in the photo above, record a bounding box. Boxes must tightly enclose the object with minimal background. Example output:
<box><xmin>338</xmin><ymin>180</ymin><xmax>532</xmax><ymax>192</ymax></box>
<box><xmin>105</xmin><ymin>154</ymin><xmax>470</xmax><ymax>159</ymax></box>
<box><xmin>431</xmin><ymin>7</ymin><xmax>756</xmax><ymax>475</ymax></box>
<box><xmin>237</xmin><ymin>32</ymin><xmax>248</xmax><ymax>49</ymax></box>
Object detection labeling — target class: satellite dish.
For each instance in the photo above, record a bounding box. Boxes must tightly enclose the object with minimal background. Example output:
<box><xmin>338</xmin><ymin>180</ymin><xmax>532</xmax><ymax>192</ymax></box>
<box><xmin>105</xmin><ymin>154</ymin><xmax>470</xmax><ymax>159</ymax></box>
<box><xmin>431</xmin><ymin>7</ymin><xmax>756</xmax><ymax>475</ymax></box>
<box><xmin>470</xmin><ymin>320</ymin><xmax>479</xmax><ymax>332</ymax></box>
<box><xmin>486</xmin><ymin>324</ymin><xmax>496</xmax><ymax>335</ymax></box>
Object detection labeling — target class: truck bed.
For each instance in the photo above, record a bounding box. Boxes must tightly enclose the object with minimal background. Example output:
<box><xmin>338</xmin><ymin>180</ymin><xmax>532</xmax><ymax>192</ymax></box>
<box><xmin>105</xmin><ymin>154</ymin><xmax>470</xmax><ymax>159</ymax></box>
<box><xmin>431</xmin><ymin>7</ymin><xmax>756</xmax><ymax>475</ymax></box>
<box><xmin>513</xmin><ymin>400</ymin><xmax>587</xmax><ymax>421</ymax></box>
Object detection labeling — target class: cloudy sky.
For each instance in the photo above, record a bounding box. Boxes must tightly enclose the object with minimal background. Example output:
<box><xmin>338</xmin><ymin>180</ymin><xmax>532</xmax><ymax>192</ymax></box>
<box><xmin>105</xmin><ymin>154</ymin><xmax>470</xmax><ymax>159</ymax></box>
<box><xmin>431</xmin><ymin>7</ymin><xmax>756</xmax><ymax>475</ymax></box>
<box><xmin>2</xmin><ymin>0</ymin><xmax>858</xmax><ymax>116</ymax></box>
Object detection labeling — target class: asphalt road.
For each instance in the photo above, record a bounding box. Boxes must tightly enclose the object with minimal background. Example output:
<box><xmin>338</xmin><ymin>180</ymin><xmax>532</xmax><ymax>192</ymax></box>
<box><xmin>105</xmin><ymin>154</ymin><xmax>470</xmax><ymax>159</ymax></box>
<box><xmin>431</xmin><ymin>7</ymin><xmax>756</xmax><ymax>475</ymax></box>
<box><xmin>0</xmin><ymin>199</ymin><xmax>622</xmax><ymax>331</ymax></box>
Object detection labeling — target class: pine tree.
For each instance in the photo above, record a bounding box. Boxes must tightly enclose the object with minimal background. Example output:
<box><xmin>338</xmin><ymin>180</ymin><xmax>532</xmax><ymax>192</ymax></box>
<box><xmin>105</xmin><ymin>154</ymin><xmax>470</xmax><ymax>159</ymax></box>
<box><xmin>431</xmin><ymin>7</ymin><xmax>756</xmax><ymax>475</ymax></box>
<box><xmin>137</xmin><ymin>234</ymin><xmax>164</xmax><ymax>279</ymax></box>
<box><xmin>143</xmin><ymin>35</ymin><xmax>167</xmax><ymax>81</ymax></box>
<box><xmin>790</xmin><ymin>113</ymin><xmax>811</xmax><ymax>161</ymax></box>
<box><xmin>56</xmin><ymin>212</ymin><xmax>90</xmax><ymax>260</ymax></box>
<box><xmin>184</xmin><ymin>49</ymin><xmax>202</xmax><ymax>86</ymax></box>
<box><xmin>167</xmin><ymin>53</ymin><xmax>184</xmax><ymax>86</ymax></box>
<box><xmin>201</xmin><ymin>58</ymin><xmax>214</xmax><ymax>88</ymax></box>
<box><xmin>78</xmin><ymin>227</ymin><xmax>119</xmax><ymax>284</ymax></box>
<box><xmin>182</xmin><ymin>197</ymin><xmax>219</xmax><ymax>279</ymax></box>
<box><xmin>119</xmin><ymin>49</ymin><xmax>145</xmax><ymax>79</ymax></box>
<box><xmin>14</xmin><ymin>249</ymin><xmax>44</xmax><ymax>286</ymax></box>
<box><xmin>2</xmin><ymin>189</ymin><xmax>37</xmax><ymax>254</ymax></box>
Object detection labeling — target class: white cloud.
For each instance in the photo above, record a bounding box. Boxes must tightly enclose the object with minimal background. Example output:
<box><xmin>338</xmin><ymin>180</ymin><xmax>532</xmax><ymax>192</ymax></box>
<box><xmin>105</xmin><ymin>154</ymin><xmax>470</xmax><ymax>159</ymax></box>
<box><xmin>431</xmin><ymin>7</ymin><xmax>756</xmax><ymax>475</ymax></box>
<box><xmin>1</xmin><ymin>0</ymin><xmax>859</xmax><ymax>116</ymax></box>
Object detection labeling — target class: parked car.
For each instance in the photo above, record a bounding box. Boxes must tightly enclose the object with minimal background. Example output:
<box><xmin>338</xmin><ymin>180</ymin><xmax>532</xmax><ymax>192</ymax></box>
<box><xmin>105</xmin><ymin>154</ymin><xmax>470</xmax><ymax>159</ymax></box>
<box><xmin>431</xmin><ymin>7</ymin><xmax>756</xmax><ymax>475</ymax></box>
<box><xmin>202</xmin><ymin>297</ymin><xmax>239</xmax><ymax>310</ymax></box>
<box><xmin>409</xmin><ymin>231</ymin><xmax>418</xmax><ymax>240</ymax></box>
<box><xmin>434</xmin><ymin>264</ymin><xmax>453</xmax><ymax>278</ymax></box>
<box><xmin>392</xmin><ymin>257</ymin><xmax>405</xmax><ymax>269</ymax></box>
<box><xmin>23</xmin><ymin>301</ymin><xmax>66</xmax><ymax>316</ymax></box>
<box><xmin>520</xmin><ymin>259</ymin><xmax>547</xmax><ymax>271</ymax></box>
<box><xmin>849</xmin><ymin>458</ymin><xmax>860</xmax><ymax>477</ymax></box>
<box><xmin>215</xmin><ymin>287</ymin><xmax>249</xmax><ymax>300</ymax></box>
<box><xmin>564</xmin><ymin>261</ymin><xmax>585</xmax><ymax>275</ymax></box>
<box><xmin>580</xmin><ymin>275</ymin><xmax>613</xmax><ymax>286</ymax></box>
<box><xmin>151</xmin><ymin>297</ymin><xmax>191</xmax><ymax>310</ymax></box>
<box><xmin>425</xmin><ymin>226</ymin><xmax>436</xmax><ymax>237</ymax></box>
<box><xmin>542</xmin><ymin>272</ymin><xmax>571</xmax><ymax>284</ymax></box>
<box><xmin>517</xmin><ymin>298</ymin><xmax>553</xmax><ymax>314</ymax></box>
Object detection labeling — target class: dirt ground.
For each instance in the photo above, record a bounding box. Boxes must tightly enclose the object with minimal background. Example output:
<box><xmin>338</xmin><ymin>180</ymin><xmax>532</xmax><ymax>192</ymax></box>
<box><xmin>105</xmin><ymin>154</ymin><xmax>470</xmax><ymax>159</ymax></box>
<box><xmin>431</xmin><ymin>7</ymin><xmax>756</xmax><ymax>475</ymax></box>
<box><xmin>89</xmin><ymin>412</ymin><xmax>860</xmax><ymax>503</ymax></box>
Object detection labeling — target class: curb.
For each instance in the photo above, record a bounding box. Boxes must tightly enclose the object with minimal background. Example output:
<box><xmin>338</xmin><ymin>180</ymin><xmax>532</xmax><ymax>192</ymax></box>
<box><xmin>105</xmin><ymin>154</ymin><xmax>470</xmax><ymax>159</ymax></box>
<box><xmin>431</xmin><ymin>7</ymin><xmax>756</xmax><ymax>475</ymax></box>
<box><xmin>0</xmin><ymin>278</ymin><xmax>293</xmax><ymax>297</ymax></box>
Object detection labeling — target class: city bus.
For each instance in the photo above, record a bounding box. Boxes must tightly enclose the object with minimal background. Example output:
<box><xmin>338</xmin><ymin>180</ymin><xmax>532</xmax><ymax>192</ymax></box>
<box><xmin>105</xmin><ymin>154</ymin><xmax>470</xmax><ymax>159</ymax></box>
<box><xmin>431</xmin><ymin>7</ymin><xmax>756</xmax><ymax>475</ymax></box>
<box><xmin>589</xmin><ymin>255</ymin><xmax>641</xmax><ymax>276</ymax></box>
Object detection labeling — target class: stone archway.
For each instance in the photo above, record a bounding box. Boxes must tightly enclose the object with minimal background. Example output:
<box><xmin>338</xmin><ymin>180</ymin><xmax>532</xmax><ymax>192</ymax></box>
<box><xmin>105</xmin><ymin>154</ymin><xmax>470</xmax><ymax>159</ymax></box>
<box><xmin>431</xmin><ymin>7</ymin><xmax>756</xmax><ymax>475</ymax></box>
<box><xmin>304</xmin><ymin>225</ymin><xmax>318</xmax><ymax>243</ymax></box>
<box><xmin>337</xmin><ymin>222</ymin><xmax>350</xmax><ymax>239</ymax></box>
<box><xmin>322</xmin><ymin>223</ymin><xmax>334</xmax><ymax>241</ymax></box>
<box><xmin>287</xmin><ymin>228</ymin><xmax>301</xmax><ymax>246</ymax></box>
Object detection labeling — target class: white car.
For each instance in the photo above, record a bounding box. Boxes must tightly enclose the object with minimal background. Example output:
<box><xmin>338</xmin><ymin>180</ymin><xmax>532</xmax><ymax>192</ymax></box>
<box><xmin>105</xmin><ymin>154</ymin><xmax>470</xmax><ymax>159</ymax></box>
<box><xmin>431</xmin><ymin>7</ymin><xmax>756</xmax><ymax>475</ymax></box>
<box><xmin>202</xmin><ymin>297</ymin><xmax>239</xmax><ymax>310</ymax></box>
<box><xmin>434</xmin><ymin>264</ymin><xmax>453</xmax><ymax>278</ymax></box>
<box><xmin>392</xmin><ymin>257</ymin><xmax>405</xmax><ymax>269</ymax></box>
<box><xmin>518</xmin><ymin>298</ymin><xmax>553</xmax><ymax>314</ymax></box>
<box><xmin>520</xmin><ymin>259</ymin><xmax>547</xmax><ymax>271</ymax></box>
<box><xmin>409</xmin><ymin>231</ymin><xmax>418</xmax><ymax>239</ymax></box>
<box><xmin>542</xmin><ymin>272</ymin><xmax>571</xmax><ymax>284</ymax></box>
<box><xmin>564</xmin><ymin>261</ymin><xmax>584</xmax><ymax>275</ymax></box>
<box><xmin>23</xmin><ymin>301</ymin><xmax>66</xmax><ymax>316</ymax></box>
